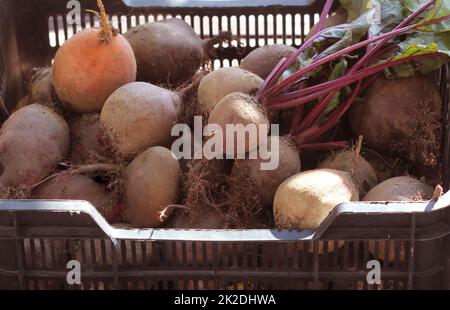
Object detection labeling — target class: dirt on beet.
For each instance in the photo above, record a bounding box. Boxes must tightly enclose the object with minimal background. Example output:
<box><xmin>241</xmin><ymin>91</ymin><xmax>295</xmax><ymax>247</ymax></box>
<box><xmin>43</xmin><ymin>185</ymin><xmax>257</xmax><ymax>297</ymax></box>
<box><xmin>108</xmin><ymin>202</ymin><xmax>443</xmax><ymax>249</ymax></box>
<box><xmin>396</xmin><ymin>99</ymin><xmax>442</xmax><ymax>168</ymax></box>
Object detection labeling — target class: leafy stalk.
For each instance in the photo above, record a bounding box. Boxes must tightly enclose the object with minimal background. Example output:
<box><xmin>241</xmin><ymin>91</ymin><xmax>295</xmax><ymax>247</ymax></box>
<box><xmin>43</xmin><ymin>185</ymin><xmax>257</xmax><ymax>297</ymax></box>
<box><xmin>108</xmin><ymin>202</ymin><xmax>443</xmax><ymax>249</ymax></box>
<box><xmin>262</xmin><ymin>15</ymin><xmax>448</xmax><ymax>100</ymax></box>
<box><xmin>261</xmin><ymin>0</ymin><xmax>450</xmax><ymax>150</ymax></box>
<box><xmin>258</xmin><ymin>1</ymin><xmax>337</xmax><ymax>97</ymax></box>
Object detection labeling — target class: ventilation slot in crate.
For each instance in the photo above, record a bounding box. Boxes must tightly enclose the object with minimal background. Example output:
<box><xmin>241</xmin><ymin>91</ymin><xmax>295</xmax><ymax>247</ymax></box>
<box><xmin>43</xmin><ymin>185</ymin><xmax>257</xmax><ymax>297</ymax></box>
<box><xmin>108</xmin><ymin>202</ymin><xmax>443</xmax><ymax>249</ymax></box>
<box><xmin>47</xmin><ymin>12</ymin><xmax>318</xmax><ymax>50</ymax></box>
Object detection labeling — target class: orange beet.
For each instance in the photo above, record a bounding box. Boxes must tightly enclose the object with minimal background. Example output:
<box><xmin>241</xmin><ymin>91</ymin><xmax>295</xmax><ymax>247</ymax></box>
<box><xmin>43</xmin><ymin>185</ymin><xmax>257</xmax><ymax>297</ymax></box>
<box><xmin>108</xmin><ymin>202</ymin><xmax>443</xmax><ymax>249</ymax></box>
<box><xmin>52</xmin><ymin>1</ymin><xmax>136</xmax><ymax>113</ymax></box>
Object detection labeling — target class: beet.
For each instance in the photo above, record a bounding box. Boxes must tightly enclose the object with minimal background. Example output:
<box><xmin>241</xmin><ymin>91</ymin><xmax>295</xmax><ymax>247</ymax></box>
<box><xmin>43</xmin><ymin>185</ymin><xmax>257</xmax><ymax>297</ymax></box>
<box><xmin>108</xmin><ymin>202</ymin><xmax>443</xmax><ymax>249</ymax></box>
<box><xmin>69</xmin><ymin>113</ymin><xmax>111</xmax><ymax>164</ymax></box>
<box><xmin>125</xmin><ymin>18</ymin><xmax>210</xmax><ymax>86</ymax></box>
<box><xmin>231</xmin><ymin>136</ymin><xmax>301</xmax><ymax>207</ymax></box>
<box><xmin>349</xmin><ymin>76</ymin><xmax>442</xmax><ymax>167</ymax></box>
<box><xmin>32</xmin><ymin>174</ymin><xmax>116</xmax><ymax>217</ymax></box>
<box><xmin>240</xmin><ymin>44</ymin><xmax>297</xmax><ymax>80</ymax></box>
<box><xmin>0</xmin><ymin>104</ymin><xmax>69</xmax><ymax>189</ymax></box>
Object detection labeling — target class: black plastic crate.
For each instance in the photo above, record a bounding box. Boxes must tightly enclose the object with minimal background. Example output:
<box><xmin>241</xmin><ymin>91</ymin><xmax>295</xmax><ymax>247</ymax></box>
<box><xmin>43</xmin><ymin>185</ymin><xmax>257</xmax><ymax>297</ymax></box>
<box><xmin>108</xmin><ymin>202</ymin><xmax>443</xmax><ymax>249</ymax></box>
<box><xmin>0</xmin><ymin>0</ymin><xmax>449</xmax><ymax>290</ymax></box>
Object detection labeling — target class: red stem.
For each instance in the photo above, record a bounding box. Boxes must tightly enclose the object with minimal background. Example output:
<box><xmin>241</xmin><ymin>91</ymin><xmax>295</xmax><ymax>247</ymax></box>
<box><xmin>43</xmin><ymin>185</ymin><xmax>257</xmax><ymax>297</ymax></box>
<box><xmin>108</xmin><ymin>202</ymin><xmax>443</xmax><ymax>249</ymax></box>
<box><xmin>295</xmin><ymin>46</ymin><xmax>398</xmax><ymax>132</ymax></box>
<box><xmin>268</xmin><ymin>52</ymin><xmax>435</xmax><ymax>110</ymax></box>
<box><xmin>260</xmin><ymin>1</ymin><xmax>338</xmax><ymax>94</ymax></box>
<box><xmin>300</xmin><ymin>141</ymin><xmax>350</xmax><ymax>151</ymax></box>
<box><xmin>269</xmin><ymin>71</ymin><xmax>372</xmax><ymax>105</ymax></box>
<box><xmin>262</xmin><ymin>15</ymin><xmax>449</xmax><ymax>99</ymax></box>
<box><xmin>292</xmin><ymin>125</ymin><xmax>320</xmax><ymax>144</ymax></box>
<box><xmin>314</xmin><ymin>72</ymin><xmax>380</xmax><ymax>124</ymax></box>
<box><xmin>258</xmin><ymin>56</ymin><xmax>288</xmax><ymax>100</ymax></box>
<box><xmin>353</xmin><ymin>0</ymin><xmax>438</xmax><ymax>71</ymax></box>
<box><xmin>278</xmin><ymin>0</ymin><xmax>445</xmax><ymax>151</ymax></box>
<box><xmin>293</xmin><ymin>0</ymin><xmax>439</xmax><ymax>134</ymax></box>
<box><xmin>289</xmin><ymin>106</ymin><xmax>305</xmax><ymax>135</ymax></box>
<box><xmin>300</xmin><ymin>81</ymin><xmax>363</xmax><ymax>143</ymax></box>
<box><xmin>297</xmin><ymin>92</ymin><xmax>337</xmax><ymax>133</ymax></box>
<box><xmin>300</xmin><ymin>73</ymin><xmax>382</xmax><ymax>144</ymax></box>
<box><xmin>316</xmin><ymin>0</ymin><xmax>335</xmax><ymax>33</ymax></box>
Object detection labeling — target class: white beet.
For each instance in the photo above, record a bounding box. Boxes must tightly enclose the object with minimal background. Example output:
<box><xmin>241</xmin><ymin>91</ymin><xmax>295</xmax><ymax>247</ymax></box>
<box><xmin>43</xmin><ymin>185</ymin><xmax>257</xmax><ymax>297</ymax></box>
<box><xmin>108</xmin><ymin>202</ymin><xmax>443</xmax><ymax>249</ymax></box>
<box><xmin>363</xmin><ymin>176</ymin><xmax>434</xmax><ymax>202</ymax></box>
<box><xmin>231</xmin><ymin>136</ymin><xmax>301</xmax><ymax>207</ymax></box>
<box><xmin>198</xmin><ymin>67</ymin><xmax>263</xmax><ymax>116</ymax></box>
<box><xmin>101</xmin><ymin>82</ymin><xmax>179</xmax><ymax>160</ymax></box>
<box><xmin>274</xmin><ymin>169</ymin><xmax>359</xmax><ymax>230</ymax></box>
<box><xmin>207</xmin><ymin>92</ymin><xmax>269</xmax><ymax>157</ymax></box>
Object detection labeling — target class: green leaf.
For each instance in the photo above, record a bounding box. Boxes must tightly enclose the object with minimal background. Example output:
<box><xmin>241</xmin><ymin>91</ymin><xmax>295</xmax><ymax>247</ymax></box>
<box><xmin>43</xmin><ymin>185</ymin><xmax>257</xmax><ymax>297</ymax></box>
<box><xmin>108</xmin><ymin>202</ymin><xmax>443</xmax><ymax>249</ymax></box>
<box><xmin>422</xmin><ymin>0</ymin><xmax>443</xmax><ymax>23</ymax></box>
<box><xmin>387</xmin><ymin>31</ymin><xmax>450</xmax><ymax>77</ymax></box>
<box><xmin>329</xmin><ymin>58</ymin><xmax>348</xmax><ymax>80</ymax></box>
<box><xmin>315</xmin><ymin>11</ymin><xmax>374</xmax><ymax>60</ymax></box>
<box><xmin>325</xmin><ymin>58</ymin><xmax>348</xmax><ymax>114</ymax></box>
<box><xmin>402</xmin><ymin>0</ymin><xmax>450</xmax><ymax>32</ymax></box>
<box><xmin>399</xmin><ymin>32</ymin><xmax>450</xmax><ymax>58</ymax></box>
<box><xmin>316</xmin><ymin>28</ymin><xmax>354</xmax><ymax>60</ymax></box>
<box><xmin>280</xmin><ymin>48</ymin><xmax>318</xmax><ymax>82</ymax></box>
<box><xmin>395</xmin><ymin>42</ymin><xmax>440</xmax><ymax>58</ymax></box>
<box><xmin>312</xmin><ymin>27</ymin><xmax>349</xmax><ymax>52</ymax></box>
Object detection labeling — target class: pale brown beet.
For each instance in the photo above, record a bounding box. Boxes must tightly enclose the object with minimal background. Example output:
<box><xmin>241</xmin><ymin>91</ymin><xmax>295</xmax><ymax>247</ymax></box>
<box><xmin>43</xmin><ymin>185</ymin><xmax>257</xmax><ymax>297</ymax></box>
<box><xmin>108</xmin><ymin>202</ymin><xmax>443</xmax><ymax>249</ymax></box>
<box><xmin>207</xmin><ymin>92</ymin><xmax>270</xmax><ymax>157</ymax></box>
<box><xmin>69</xmin><ymin>114</ymin><xmax>110</xmax><ymax>164</ymax></box>
<box><xmin>318</xmin><ymin>150</ymin><xmax>377</xmax><ymax>195</ymax></box>
<box><xmin>349</xmin><ymin>76</ymin><xmax>442</xmax><ymax>167</ymax></box>
<box><xmin>0</xmin><ymin>104</ymin><xmax>69</xmax><ymax>188</ymax></box>
<box><xmin>240</xmin><ymin>44</ymin><xmax>297</xmax><ymax>80</ymax></box>
<box><xmin>231</xmin><ymin>136</ymin><xmax>301</xmax><ymax>207</ymax></box>
<box><xmin>198</xmin><ymin>67</ymin><xmax>264</xmax><ymax>116</ymax></box>
<box><xmin>305</xmin><ymin>7</ymin><xmax>348</xmax><ymax>41</ymax></box>
<box><xmin>101</xmin><ymin>82</ymin><xmax>179</xmax><ymax>160</ymax></box>
<box><xmin>363</xmin><ymin>176</ymin><xmax>434</xmax><ymax>202</ymax></box>
<box><xmin>364</xmin><ymin>176</ymin><xmax>434</xmax><ymax>263</ymax></box>
<box><xmin>125</xmin><ymin>18</ymin><xmax>208</xmax><ymax>86</ymax></box>
<box><xmin>124</xmin><ymin>146</ymin><xmax>180</xmax><ymax>228</ymax></box>
<box><xmin>32</xmin><ymin>174</ymin><xmax>116</xmax><ymax>216</ymax></box>
<box><xmin>274</xmin><ymin>169</ymin><xmax>359</xmax><ymax>230</ymax></box>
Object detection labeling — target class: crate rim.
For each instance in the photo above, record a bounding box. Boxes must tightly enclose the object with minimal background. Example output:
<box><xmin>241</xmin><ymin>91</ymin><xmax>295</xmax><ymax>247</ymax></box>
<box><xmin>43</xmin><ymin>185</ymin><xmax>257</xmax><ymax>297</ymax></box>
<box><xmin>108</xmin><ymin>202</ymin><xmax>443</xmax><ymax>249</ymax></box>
<box><xmin>121</xmin><ymin>0</ymin><xmax>318</xmax><ymax>8</ymax></box>
<box><xmin>1</xmin><ymin>191</ymin><xmax>449</xmax><ymax>243</ymax></box>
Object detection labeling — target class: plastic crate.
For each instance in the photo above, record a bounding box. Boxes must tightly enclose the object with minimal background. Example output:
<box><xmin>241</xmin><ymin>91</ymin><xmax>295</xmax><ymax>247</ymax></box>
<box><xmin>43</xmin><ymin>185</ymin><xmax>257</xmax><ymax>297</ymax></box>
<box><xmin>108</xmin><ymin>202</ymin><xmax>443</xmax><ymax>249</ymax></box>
<box><xmin>0</xmin><ymin>0</ymin><xmax>449</xmax><ymax>290</ymax></box>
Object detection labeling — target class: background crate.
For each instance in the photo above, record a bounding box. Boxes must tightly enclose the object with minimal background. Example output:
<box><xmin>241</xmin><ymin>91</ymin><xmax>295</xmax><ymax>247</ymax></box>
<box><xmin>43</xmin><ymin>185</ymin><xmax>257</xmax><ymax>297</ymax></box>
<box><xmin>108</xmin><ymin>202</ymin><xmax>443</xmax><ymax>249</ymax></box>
<box><xmin>0</xmin><ymin>0</ymin><xmax>449</xmax><ymax>290</ymax></box>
